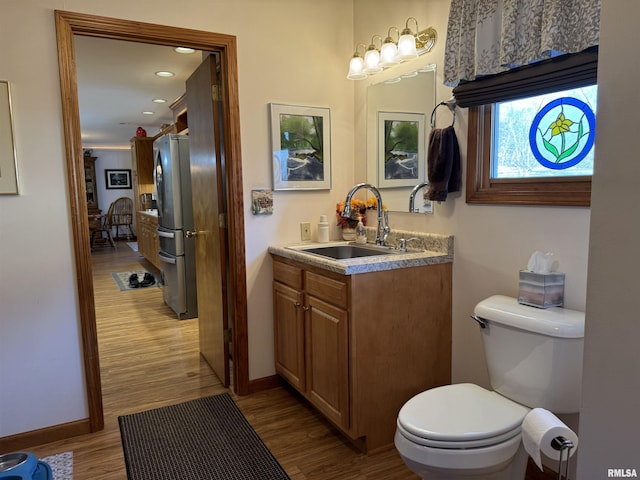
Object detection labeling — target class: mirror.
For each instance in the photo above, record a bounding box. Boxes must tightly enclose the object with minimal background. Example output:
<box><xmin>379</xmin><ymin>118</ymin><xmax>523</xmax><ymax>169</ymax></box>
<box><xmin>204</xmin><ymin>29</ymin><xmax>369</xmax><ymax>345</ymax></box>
<box><xmin>366</xmin><ymin>65</ymin><xmax>436</xmax><ymax>213</ymax></box>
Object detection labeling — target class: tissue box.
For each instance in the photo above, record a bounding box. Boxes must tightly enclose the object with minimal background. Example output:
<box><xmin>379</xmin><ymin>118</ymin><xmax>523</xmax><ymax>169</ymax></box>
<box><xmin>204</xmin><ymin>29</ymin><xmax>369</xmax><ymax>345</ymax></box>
<box><xmin>518</xmin><ymin>271</ymin><xmax>565</xmax><ymax>308</ymax></box>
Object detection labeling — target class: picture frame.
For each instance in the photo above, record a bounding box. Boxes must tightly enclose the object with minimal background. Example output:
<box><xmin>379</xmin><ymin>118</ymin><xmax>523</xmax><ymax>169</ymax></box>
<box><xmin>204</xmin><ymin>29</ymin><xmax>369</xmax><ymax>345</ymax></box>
<box><xmin>105</xmin><ymin>169</ymin><xmax>132</xmax><ymax>189</ymax></box>
<box><xmin>270</xmin><ymin>103</ymin><xmax>331</xmax><ymax>190</ymax></box>
<box><xmin>377</xmin><ymin>111</ymin><xmax>426</xmax><ymax>188</ymax></box>
<box><xmin>251</xmin><ymin>189</ymin><xmax>273</xmax><ymax>215</ymax></box>
<box><xmin>0</xmin><ymin>80</ymin><xmax>19</xmax><ymax>195</ymax></box>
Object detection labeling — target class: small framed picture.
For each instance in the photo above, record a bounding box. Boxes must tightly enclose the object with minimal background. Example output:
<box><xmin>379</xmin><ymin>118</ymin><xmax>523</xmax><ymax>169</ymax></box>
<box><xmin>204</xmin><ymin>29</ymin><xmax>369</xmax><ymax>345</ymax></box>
<box><xmin>0</xmin><ymin>80</ymin><xmax>19</xmax><ymax>195</ymax></box>
<box><xmin>270</xmin><ymin>103</ymin><xmax>331</xmax><ymax>190</ymax></box>
<box><xmin>251</xmin><ymin>189</ymin><xmax>273</xmax><ymax>215</ymax></box>
<box><xmin>105</xmin><ymin>169</ymin><xmax>132</xmax><ymax>189</ymax></box>
<box><xmin>378</xmin><ymin>111</ymin><xmax>426</xmax><ymax>188</ymax></box>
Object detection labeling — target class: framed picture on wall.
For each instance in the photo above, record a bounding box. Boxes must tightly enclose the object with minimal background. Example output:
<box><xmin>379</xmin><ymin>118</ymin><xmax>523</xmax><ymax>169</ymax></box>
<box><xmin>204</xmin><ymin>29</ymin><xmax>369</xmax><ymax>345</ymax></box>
<box><xmin>105</xmin><ymin>169</ymin><xmax>132</xmax><ymax>189</ymax></box>
<box><xmin>270</xmin><ymin>103</ymin><xmax>331</xmax><ymax>190</ymax></box>
<box><xmin>0</xmin><ymin>80</ymin><xmax>19</xmax><ymax>195</ymax></box>
<box><xmin>378</xmin><ymin>111</ymin><xmax>426</xmax><ymax>188</ymax></box>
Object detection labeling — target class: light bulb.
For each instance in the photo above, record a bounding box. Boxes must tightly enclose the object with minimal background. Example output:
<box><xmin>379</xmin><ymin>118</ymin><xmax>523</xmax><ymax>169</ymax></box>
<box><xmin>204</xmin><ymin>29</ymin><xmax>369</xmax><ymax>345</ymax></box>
<box><xmin>380</xmin><ymin>41</ymin><xmax>399</xmax><ymax>67</ymax></box>
<box><xmin>364</xmin><ymin>48</ymin><xmax>382</xmax><ymax>74</ymax></box>
<box><xmin>397</xmin><ymin>32</ymin><xmax>418</xmax><ymax>60</ymax></box>
<box><xmin>347</xmin><ymin>55</ymin><xmax>367</xmax><ymax>80</ymax></box>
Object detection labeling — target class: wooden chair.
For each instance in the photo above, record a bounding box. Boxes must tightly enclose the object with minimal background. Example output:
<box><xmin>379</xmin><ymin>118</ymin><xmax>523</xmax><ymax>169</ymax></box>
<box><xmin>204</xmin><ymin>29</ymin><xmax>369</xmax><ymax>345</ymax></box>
<box><xmin>89</xmin><ymin>205</ymin><xmax>116</xmax><ymax>249</ymax></box>
<box><xmin>110</xmin><ymin>197</ymin><xmax>134</xmax><ymax>241</ymax></box>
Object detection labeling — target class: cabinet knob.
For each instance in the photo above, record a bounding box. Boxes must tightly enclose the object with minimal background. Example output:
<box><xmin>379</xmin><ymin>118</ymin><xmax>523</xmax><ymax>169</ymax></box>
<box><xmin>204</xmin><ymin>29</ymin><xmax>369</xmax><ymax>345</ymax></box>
<box><xmin>302</xmin><ymin>305</ymin><xmax>310</xmax><ymax>312</ymax></box>
<box><xmin>294</xmin><ymin>302</ymin><xmax>301</xmax><ymax>308</ymax></box>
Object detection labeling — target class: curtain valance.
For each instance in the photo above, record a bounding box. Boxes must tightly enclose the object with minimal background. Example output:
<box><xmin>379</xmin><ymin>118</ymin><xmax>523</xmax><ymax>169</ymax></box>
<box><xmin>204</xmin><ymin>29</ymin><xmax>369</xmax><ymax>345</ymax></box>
<box><xmin>443</xmin><ymin>0</ymin><xmax>601</xmax><ymax>88</ymax></box>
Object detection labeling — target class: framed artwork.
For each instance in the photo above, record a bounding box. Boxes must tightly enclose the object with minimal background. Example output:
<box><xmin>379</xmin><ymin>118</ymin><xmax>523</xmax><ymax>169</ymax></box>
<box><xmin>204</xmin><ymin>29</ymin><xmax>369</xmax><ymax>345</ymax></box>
<box><xmin>378</xmin><ymin>111</ymin><xmax>426</xmax><ymax>188</ymax></box>
<box><xmin>251</xmin><ymin>189</ymin><xmax>273</xmax><ymax>215</ymax></box>
<box><xmin>270</xmin><ymin>103</ymin><xmax>331</xmax><ymax>190</ymax></box>
<box><xmin>0</xmin><ymin>80</ymin><xmax>19</xmax><ymax>194</ymax></box>
<box><xmin>105</xmin><ymin>169</ymin><xmax>132</xmax><ymax>189</ymax></box>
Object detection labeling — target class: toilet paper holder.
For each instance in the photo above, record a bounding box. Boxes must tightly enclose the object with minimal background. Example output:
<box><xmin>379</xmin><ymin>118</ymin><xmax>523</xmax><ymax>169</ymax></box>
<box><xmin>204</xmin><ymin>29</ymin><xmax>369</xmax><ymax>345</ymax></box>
<box><xmin>551</xmin><ymin>435</ymin><xmax>574</xmax><ymax>480</ymax></box>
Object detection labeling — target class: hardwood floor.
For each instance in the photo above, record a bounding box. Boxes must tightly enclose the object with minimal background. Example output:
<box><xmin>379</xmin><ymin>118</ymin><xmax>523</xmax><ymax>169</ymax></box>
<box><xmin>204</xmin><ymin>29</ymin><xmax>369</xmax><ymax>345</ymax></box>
<box><xmin>23</xmin><ymin>242</ymin><xmax>418</xmax><ymax>479</ymax></box>
<box><xmin>19</xmin><ymin>242</ymin><xmax>557</xmax><ymax>479</ymax></box>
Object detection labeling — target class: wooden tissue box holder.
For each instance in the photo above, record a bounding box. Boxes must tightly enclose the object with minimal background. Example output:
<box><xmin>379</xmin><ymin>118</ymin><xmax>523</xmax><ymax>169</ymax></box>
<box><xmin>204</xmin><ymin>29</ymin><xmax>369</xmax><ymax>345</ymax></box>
<box><xmin>518</xmin><ymin>271</ymin><xmax>565</xmax><ymax>308</ymax></box>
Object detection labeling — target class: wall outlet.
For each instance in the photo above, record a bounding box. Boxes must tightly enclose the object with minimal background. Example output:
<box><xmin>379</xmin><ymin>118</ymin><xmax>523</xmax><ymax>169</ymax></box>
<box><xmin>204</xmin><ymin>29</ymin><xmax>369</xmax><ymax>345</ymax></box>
<box><xmin>300</xmin><ymin>222</ymin><xmax>311</xmax><ymax>241</ymax></box>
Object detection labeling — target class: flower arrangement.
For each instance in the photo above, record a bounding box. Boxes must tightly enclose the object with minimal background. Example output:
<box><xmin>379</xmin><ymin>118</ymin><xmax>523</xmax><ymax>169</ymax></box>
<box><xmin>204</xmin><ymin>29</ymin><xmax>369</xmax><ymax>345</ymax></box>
<box><xmin>335</xmin><ymin>197</ymin><xmax>385</xmax><ymax>228</ymax></box>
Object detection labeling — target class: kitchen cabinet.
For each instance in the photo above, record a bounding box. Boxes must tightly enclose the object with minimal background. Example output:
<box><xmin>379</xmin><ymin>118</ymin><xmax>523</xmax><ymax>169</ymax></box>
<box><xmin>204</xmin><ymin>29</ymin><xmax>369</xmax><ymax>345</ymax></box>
<box><xmin>272</xmin><ymin>254</ymin><xmax>452</xmax><ymax>453</ymax></box>
<box><xmin>130</xmin><ymin>137</ymin><xmax>155</xmax><ymax>213</ymax></box>
<box><xmin>170</xmin><ymin>93</ymin><xmax>188</xmax><ymax>134</ymax></box>
<box><xmin>84</xmin><ymin>156</ymin><xmax>100</xmax><ymax>215</ymax></box>
<box><xmin>137</xmin><ymin>211</ymin><xmax>159</xmax><ymax>270</ymax></box>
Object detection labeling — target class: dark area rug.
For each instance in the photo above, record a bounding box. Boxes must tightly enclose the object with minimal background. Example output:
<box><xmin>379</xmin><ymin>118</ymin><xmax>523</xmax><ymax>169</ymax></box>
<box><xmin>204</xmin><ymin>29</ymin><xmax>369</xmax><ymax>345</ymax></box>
<box><xmin>118</xmin><ymin>393</ymin><xmax>290</xmax><ymax>480</ymax></box>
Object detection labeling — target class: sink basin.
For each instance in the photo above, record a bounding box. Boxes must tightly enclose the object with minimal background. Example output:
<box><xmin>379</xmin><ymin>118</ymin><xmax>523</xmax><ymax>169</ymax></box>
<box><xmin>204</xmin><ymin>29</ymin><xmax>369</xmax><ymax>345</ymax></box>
<box><xmin>296</xmin><ymin>244</ymin><xmax>398</xmax><ymax>260</ymax></box>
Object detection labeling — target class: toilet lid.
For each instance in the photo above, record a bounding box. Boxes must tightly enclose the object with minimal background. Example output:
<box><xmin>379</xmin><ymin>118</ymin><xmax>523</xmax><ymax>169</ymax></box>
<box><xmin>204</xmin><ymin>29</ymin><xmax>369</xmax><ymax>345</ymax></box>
<box><xmin>397</xmin><ymin>383</ymin><xmax>530</xmax><ymax>448</ymax></box>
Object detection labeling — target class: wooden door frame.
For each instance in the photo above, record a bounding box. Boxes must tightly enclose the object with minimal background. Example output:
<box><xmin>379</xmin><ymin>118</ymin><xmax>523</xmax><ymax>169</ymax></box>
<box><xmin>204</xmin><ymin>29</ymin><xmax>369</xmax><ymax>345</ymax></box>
<box><xmin>55</xmin><ymin>10</ymin><xmax>249</xmax><ymax>432</ymax></box>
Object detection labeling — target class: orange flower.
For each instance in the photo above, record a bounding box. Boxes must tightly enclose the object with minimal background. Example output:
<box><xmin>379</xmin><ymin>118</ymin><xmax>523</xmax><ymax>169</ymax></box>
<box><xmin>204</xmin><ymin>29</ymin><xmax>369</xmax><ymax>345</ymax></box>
<box><xmin>336</xmin><ymin>199</ymin><xmax>367</xmax><ymax>227</ymax></box>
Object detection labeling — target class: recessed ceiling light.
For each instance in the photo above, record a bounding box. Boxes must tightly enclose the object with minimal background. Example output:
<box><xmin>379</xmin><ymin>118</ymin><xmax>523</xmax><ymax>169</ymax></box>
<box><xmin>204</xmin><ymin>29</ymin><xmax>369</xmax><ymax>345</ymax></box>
<box><xmin>174</xmin><ymin>47</ymin><xmax>195</xmax><ymax>54</ymax></box>
<box><xmin>153</xmin><ymin>98</ymin><xmax>167</xmax><ymax>104</ymax></box>
<box><xmin>155</xmin><ymin>71</ymin><xmax>175</xmax><ymax>78</ymax></box>
<box><xmin>142</xmin><ymin>111</ymin><xmax>154</xmax><ymax>115</ymax></box>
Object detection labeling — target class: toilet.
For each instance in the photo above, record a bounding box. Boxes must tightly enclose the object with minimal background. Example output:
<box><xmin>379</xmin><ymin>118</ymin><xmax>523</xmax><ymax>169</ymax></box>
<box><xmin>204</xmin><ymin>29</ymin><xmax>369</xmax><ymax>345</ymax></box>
<box><xmin>395</xmin><ymin>295</ymin><xmax>584</xmax><ymax>480</ymax></box>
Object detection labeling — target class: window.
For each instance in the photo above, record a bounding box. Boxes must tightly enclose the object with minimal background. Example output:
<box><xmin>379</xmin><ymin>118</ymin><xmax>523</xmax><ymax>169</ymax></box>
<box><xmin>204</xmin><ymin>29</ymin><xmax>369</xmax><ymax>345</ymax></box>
<box><xmin>494</xmin><ymin>85</ymin><xmax>597</xmax><ymax>179</ymax></box>
<box><xmin>459</xmin><ymin>48</ymin><xmax>597</xmax><ymax>206</ymax></box>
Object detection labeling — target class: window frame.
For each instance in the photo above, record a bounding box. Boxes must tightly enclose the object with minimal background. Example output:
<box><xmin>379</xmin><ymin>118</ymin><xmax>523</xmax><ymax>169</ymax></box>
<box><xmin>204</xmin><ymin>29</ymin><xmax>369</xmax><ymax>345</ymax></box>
<box><xmin>466</xmin><ymin>104</ymin><xmax>592</xmax><ymax>206</ymax></box>
<box><xmin>457</xmin><ymin>47</ymin><xmax>597</xmax><ymax>207</ymax></box>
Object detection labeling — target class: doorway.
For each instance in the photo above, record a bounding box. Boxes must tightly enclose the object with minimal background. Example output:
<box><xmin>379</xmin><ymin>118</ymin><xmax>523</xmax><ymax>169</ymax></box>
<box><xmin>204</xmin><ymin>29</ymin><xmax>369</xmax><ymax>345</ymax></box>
<box><xmin>55</xmin><ymin>10</ymin><xmax>249</xmax><ymax>433</ymax></box>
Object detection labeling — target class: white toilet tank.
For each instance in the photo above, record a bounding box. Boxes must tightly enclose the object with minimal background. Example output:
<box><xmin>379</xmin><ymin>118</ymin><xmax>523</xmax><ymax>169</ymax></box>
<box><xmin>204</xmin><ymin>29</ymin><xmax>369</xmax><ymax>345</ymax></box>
<box><xmin>474</xmin><ymin>295</ymin><xmax>584</xmax><ymax>413</ymax></box>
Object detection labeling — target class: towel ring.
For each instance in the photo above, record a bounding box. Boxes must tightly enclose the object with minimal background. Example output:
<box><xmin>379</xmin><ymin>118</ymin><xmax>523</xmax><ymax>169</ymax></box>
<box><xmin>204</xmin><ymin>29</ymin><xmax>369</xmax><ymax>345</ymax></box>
<box><xmin>430</xmin><ymin>101</ymin><xmax>456</xmax><ymax>129</ymax></box>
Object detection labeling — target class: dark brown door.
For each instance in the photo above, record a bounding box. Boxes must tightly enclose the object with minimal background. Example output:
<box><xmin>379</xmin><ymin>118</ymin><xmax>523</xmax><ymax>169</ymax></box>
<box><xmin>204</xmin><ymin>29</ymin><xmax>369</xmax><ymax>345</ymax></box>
<box><xmin>185</xmin><ymin>53</ymin><xmax>230</xmax><ymax>386</ymax></box>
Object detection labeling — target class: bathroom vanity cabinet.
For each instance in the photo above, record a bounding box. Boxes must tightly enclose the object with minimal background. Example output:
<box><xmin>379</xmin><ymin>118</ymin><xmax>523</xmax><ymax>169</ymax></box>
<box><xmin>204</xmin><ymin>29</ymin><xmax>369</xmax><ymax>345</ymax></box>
<box><xmin>271</xmin><ymin>254</ymin><xmax>452</xmax><ymax>453</ymax></box>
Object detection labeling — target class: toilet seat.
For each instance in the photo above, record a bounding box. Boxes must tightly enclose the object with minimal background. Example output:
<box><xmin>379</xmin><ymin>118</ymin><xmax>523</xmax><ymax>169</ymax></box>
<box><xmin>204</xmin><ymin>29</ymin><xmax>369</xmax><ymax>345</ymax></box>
<box><xmin>397</xmin><ymin>383</ymin><xmax>530</xmax><ymax>449</ymax></box>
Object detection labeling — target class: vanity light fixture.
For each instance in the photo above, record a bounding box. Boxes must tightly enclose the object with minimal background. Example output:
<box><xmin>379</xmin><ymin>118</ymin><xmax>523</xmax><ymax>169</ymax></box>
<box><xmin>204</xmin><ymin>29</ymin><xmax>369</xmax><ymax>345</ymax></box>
<box><xmin>364</xmin><ymin>35</ymin><xmax>383</xmax><ymax>74</ymax></box>
<box><xmin>380</xmin><ymin>27</ymin><xmax>400</xmax><ymax>67</ymax></box>
<box><xmin>347</xmin><ymin>43</ymin><xmax>367</xmax><ymax>80</ymax></box>
<box><xmin>347</xmin><ymin>18</ymin><xmax>437</xmax><ymax>80</ymax></box>
<box><xmin>397</xmin><ymin>17</ymin><xmax>419</xmax><ymax>60</ymax></box>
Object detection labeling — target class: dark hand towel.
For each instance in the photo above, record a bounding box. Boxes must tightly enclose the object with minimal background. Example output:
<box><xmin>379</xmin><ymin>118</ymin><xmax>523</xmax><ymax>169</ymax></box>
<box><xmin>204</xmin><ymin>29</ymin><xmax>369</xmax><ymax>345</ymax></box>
<box><xmin>427</xmin><ymin>125</ymin><xmax>461</xmax><ymax>201</ymax></box>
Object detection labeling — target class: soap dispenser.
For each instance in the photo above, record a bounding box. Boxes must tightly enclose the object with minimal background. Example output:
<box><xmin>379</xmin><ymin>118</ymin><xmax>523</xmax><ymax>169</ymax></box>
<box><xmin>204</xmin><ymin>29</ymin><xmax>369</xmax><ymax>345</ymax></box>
<box><xmin>355</xmin><ymin>215</ymin><xmax>367</xmax><ymax>244</ymax></box>
<box><xmin>317</xmin><ymin>215</ymin><xmax>329</xmax><ymax>243</ymax></box>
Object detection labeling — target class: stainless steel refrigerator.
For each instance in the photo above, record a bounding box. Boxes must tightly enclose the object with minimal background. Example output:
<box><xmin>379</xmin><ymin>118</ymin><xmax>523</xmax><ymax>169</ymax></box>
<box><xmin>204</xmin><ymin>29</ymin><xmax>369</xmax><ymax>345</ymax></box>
<box><xmin>154</xmin><ymin>134</ymin><xmax>198</xmax><ymax>320</ymax></box>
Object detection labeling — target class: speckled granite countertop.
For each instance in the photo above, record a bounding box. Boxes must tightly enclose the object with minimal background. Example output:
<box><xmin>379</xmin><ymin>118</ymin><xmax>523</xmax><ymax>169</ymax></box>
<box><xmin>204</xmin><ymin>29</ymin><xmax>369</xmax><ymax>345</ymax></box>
<box><xmin>268</xmin><ymin>228</ymin><xmax>454</xmax><ymax>275</ymax></box>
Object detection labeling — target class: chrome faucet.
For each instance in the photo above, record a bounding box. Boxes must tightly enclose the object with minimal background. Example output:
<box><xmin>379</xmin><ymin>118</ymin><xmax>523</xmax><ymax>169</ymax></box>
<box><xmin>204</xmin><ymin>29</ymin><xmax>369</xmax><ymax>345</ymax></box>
<box><xmin>409</xmin><ymin>181</ymin><xmax>430</xmax><ymax>213</ymax></box>
<box><xmin>342</xmin><ymin>183</ymin><xmax>390</xmax><ymax>246</ymax></box>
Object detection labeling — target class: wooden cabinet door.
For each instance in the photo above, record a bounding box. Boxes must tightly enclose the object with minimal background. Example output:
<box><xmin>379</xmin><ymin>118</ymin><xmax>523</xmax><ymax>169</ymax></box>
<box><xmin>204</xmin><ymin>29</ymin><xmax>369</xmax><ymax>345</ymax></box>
<box><xmin>137</xmin><ymin>213</ymin><xmax>147</xmax><ymax>258</ymax></box>
<box><xmin>150</xmin><ymin>226</ymin><xmax>160</xmax><ymax>269</ymax></box>
<box><xmin>273</xmin><ymin>281</ymin><xmax>306</xmax><ymax>391</ymax></box>
<box><xmin>306</xmin><ymin>295</ymin><xmax>349</xmax><ymax>429</ymax></box>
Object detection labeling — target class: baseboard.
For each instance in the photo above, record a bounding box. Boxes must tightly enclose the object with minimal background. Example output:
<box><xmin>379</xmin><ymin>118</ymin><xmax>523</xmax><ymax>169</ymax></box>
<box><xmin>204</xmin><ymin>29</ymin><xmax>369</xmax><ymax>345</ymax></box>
<box><xmin>0</xmin><ymin>418</ymin><xmax>91</xmax><ymax>452</ymax></box>
<box><xmin>247</xmin><ymin>375</ymin><xmax>282</xmax><ymax>394</ymax></box>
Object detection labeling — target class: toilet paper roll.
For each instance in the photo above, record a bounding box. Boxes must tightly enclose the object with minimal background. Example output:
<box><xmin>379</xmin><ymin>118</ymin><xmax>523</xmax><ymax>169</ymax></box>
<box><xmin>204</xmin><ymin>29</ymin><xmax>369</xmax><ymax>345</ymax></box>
<box><xmin>521</xmin><ymin>408</ymin><xmax>579</xmax><ymax>470</ymax></box>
